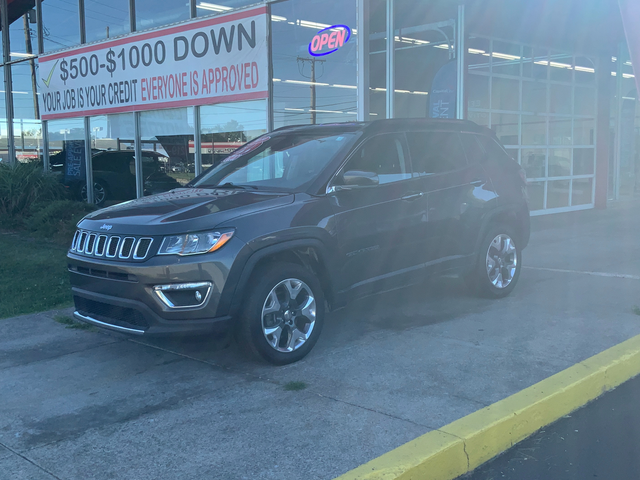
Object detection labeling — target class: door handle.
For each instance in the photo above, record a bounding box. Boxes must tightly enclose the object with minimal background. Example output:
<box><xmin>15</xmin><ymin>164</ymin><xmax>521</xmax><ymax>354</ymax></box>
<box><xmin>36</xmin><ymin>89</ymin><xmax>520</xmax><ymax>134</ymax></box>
<box><xmin>401</xmin><ymin>192</ymin><xmax>424</xmax><ymax>201</ymax></box>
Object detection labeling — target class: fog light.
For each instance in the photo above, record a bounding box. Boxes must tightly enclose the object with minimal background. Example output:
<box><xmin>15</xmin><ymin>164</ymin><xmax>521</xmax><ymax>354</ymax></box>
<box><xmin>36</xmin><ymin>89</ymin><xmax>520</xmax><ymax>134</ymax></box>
<box><xmin>153</xmin><ymin>282</ymin><xmax>212</xmax><ymax>309</ymax></box>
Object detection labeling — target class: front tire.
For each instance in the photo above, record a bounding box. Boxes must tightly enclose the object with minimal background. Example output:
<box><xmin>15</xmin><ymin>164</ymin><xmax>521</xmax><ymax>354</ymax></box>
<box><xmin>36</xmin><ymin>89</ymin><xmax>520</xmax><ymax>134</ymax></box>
<box><xmin>468</xmin><ymin>225</ymin><xmax>522</xmax><ymax>298</ymax></box>
<box><xmin>237</xmin><ymin>263</ymin><xmax>325</xmax><ymax>365</ymax></box>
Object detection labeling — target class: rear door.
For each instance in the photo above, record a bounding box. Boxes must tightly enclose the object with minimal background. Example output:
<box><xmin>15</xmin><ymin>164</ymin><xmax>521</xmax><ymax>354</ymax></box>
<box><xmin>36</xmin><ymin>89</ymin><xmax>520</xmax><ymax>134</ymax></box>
<box><xmin>330</xmin><ymin>133</ymin><xmax>426</xmax><ymax>293</ymax></box>
<box><xmin>407</xmin><ymin>130</ymin><xmax>495</xmax><ymax>268</ymax></box>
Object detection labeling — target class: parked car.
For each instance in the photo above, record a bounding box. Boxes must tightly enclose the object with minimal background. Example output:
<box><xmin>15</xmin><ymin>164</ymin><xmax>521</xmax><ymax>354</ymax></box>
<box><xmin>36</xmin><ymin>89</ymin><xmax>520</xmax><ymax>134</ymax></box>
<box><xmin>67</xmin><ymin>119</ymin><xmax>530</xmax><ymax>364</ymax></box>
<box><xmin>52</xmin><ymin>150</ymin><xmax>181</xmax><ymax>205</ymax></box>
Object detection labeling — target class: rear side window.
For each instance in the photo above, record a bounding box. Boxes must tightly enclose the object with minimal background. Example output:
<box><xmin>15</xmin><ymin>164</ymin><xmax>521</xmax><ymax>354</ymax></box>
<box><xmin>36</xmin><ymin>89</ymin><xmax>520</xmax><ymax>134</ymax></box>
<box><xmin>406</xmin><ymin>131</ymin><xmax>467</xmax><ymax>176</ymax></box>
<box><xmin>461</xmin><ymin>133</ymin><xmax>513</xmax><ymax>165</ymax></box>
<box><xmin>344</xmin><ymin>133</ymin><xmax>411</xmax><ymax>185</ymax></box>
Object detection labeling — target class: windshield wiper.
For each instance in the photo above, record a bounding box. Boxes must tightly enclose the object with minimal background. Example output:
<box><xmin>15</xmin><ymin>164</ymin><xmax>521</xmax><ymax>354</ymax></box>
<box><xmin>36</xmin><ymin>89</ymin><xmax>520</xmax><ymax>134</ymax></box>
<box><xmin>202</xmin><ymin>182</ymin><xmax>259</xmax><ymax>190</ymax></box>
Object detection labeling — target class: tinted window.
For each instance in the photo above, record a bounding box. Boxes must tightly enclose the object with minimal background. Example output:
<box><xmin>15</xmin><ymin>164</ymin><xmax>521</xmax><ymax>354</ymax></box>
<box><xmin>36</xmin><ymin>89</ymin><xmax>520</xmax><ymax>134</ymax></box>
<box><xmin>192</xmin><ymin>133</ymin><xmax>359</xmax><ymax>192</ymax></box>
<box><xmin>462</xmin><ymin>133</ymin><xmax>513</xmax><ymax>165</ymax></box>
<box><xmin>344</xmin><ymin>134</ymin><xmax>411</xmax><ymax>185</ymax></box>
<box><xmin>406</xmin><ymin>132</ymin><xmax>467</xmax><ymax>175</ymax></box>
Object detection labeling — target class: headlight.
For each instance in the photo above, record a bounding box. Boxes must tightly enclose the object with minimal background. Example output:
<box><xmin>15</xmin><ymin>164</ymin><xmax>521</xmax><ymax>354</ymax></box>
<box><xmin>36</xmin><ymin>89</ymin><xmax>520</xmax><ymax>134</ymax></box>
<box><xmin>157</xmin><ymin>230</ymin><xmax>234</xmax><ymax>256</ymax></box>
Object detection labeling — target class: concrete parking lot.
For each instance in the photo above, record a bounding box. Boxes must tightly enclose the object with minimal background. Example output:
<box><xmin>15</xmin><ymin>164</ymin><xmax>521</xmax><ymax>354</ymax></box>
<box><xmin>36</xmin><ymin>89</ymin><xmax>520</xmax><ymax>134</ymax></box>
<box><xmin>1</xmin><ymin>200</ymin><xmax>640</xmax><ymax>480</ymax></box>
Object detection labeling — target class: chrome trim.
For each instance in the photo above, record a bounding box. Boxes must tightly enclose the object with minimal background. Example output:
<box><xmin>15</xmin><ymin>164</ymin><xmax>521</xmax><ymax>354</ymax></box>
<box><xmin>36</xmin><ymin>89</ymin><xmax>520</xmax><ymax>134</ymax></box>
<box><xmin>119</xmin><ymin>237</ymin><xmax>136</xmax><ymax>259</ymax></box>
<box><xmin>86</xmin><ymin>233</ymin><xmax>97</xmax><ymax>255</ymax></box>
<box><xmin>73</xmin><ymin>311</ymin><xmax>145</xmax><ymax>335</ymax></box>
<box><xmin>95</xmin><ymin>235</ymin><xmax>108</xmax><ymax>256</ymax></box>
<box><xmin>133</xmin><ymin>237</ymin><xmax>153</xmax><ymax>260</ymax></box>
<box><xmin>153</xmin><ymin>282</ymin><xmax>213</xmax><ymax>309</ymax></box>
<box><xmin>77</xmin><ymin>231</ymin><xmax>88</xmax><ymax>253</ymax></box>
<box><xmin>71</xmin><ymin>230</ymin><xmax>80</xmax><ymax>251</ymax></box>
<box><xmin>106</xmin><ymin>236</ymin><xmax>121</xmax><ymax>258</ymax></box>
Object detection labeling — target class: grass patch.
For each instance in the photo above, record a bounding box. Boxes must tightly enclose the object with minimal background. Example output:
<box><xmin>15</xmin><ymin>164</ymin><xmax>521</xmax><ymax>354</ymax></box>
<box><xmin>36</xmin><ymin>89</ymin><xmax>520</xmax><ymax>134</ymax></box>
<box><xmin>0</xmin><ymin>233</ymin><xmax>72</xmax><ymax>319</ymax></box>
<box><xmin>54</xmin><ymin>314</ymin><xmax>96</xmax><ymax>331</ymax></box>
<box><xmin>283</xmin><ymin>381</ymin><xmax>308</xmax><ymax>391</ymax></box>
<box><xmin>633</xmin><ymin>306</ymin><xmax>640</xmax><ymax>316</ymax></box>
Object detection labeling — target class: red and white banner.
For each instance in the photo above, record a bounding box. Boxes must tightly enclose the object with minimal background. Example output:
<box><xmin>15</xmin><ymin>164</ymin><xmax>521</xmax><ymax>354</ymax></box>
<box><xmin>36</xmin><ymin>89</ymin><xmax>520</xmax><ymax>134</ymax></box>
<box><xmin>37</xmin><ymin>6</ymin><xmax>268</xmax><ymax>120</ymax></box>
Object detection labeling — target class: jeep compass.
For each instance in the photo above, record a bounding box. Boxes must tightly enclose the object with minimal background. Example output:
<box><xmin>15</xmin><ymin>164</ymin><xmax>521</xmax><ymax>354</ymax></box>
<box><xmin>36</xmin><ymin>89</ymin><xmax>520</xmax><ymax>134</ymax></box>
<box><xmin>68</xmin><ymin>119</ymin><xmax>530</xmax><ymax>365</ymax></box>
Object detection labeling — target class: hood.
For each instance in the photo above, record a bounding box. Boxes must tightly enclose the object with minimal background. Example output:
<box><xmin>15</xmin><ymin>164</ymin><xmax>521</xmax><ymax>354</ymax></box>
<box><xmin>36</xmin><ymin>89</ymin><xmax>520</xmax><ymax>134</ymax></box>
<box><xmin>78</xmin><ymin>188</ymin><xmax>294</xmax><ymax>235</ymax></box>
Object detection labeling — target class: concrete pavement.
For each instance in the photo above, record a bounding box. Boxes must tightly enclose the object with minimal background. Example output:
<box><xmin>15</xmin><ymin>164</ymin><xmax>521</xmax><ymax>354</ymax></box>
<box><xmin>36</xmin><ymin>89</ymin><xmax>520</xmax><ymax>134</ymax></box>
<box><xmin>1</xmin><ymin>200</ymin><xmax>639</xmax><ymax>479</ymax></box>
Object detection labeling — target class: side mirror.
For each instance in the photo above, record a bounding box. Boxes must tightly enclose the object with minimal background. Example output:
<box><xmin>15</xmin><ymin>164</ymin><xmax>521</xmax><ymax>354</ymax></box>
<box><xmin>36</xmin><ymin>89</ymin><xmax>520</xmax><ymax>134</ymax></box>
<box><xmin>341</xmin><ymin>170</ymin><xmax>379</xmax><ymax>187</ymax></box>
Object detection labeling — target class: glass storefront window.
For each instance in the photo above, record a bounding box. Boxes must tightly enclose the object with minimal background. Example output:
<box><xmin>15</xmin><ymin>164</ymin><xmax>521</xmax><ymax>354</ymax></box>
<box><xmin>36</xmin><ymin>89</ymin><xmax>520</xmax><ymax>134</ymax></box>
<box><xmin>522</xmin><ymin>47</ymin><xmax>548</xmax><ymax>80</ymax></box>
<box><xmin>492</xmin><ymin>113</ymin><xmax>519</xmax><ymax>145</ymax></box>
<box><xmin>522</xmin><ymin>80</ymin><xmax>547</xmax><ymax>114</ymax></box>
<box><xmin>549</xmin><ymin>52</ymin><xmax>573</xmax><ymax>82</ymax></box>
<box><xmin>85</xmin><ymin>0</ymin><xmax>130</xmax><ymax>43</ymax></box>
<box><xmin>89</xmin><ymin>114</ymin><xmax>136</xmax><ymax>206</ymax></box>
<box><xmin>394</xmin><ymin>0</ymin><xmax>456</xmax><ymax>119</ymax></box>
<box><xmin>491</xmin><ymin>77</ymin><xmax>519</xmax><ymax>111</ymax></box>
<box><xmin>521</xmin><ymin>149</ymin><xmax>546</xmax><ymax>179</ymax></box>
<box><xmin>271</xmin><ymin>0</ymin><xmax>357</xmax><ymax>127</ymax></box>
<box><xmin>572</xmin><ymin>178</ymin><xmax>593</xmax><ymax>205</ymax></box>
<box><xmin>574</xmin><ymin>118</ymin><xmax>595</xmax><ymax>145</ymax></box>
<box><xmin>549</xmin><ymin>83</ymin><xmax>572</xmax><ymax>114</ymax></box>
<box><xmin>46</xmin><ymin>118</ymin><xmax>87</xmax><ymax>201</ymax></box>
<box><xmin>547</xmin><ymin>179</ymin><xmax>570</xmax><ymax>208</ymax></box>
<box><xmin>196</xmin><ymin>1</ymin><xmax>258</xmax><ymax>18</ymax></box>
<box><xmin>9</xmin><ymin>10</ymin><xmax>38</xmax><ymax>60</ymax></box>
<box><xmin>573</xmin><ymin>148</ymin><xmax>595</xmax><ymax>175</ymax></box>
<box><xmin>527</xmin><ymin>181</ymin><xmax>545</xmax><ymax>210</ymax></box>
<box><xmin>200</xmin><ymin>100</ymin><xmax>267</xmax><ymax>169</ymax></box>
<box><xmin>574</xmin><ymin>86</ymin><xmax>596</xmax><ymax>116</ymax></box>
<box><xmin>468</xmin><ymin>37</ymin><xmax>490</xmax><ymax>73</ymax></box>
<box><xmin>43</xmin><ymin>0</ymin><xmax>81</xmax><ymax>52</ymax></box>
<box><xmin>140</xmin><ymin>108</ymin><xmax>195</xmax><ymax>194</ymax></box>
<box><xmin>369</xmin><ymin>0</ymin><xmax>386</xmax><ymax>119</ymax></box>
<box><xmin>549</xmin><ymin>118</ymin><xmax>572</xmax><ymax>145</ymax></box>
<box><xmin>492</xmin><ymin>40</ymin><xmax>521</xmax><ymax>76</ymax></box>
<box><xmin>548</xmin><ymin>148</ymin><xmax>571</xmax><ymax>177</ymax></box>
<box><xmin>521</xmin><ymin>114</ymin><xmax>547</xmax><ymax>145</ymax></box>
<box><xmin>136</xmin><ymin>0</ymin><xmax>189</xmax><ymax>31</ymax></box>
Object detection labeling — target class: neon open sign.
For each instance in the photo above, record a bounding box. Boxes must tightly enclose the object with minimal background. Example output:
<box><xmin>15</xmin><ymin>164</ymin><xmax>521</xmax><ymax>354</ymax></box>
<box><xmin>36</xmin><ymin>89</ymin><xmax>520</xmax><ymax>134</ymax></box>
<box><xmin>308</xmin><ymin>25</ymin><xmax>351</xmax><ymax>56</ymax></box>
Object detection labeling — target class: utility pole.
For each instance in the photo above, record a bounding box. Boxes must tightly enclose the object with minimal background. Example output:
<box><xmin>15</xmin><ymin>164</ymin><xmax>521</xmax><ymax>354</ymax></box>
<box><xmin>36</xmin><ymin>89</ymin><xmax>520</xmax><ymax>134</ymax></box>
<box><xmin>297</xmin><ymin>56</ymin><xmax>325</xmax><ymax>124</ymax></box>
<box><xmin>24</xmin><ymin>13</ymin><xmax>39</xmax><ymax>120</ymax></box>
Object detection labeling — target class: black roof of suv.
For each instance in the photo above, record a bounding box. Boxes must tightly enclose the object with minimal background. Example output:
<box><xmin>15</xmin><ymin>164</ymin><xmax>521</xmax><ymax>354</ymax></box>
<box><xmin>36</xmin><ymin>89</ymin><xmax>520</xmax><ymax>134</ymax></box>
<box><xmin>68</xmin><ymin>119</ymin><xmax>530</xmax><ymax>365</ymax></box>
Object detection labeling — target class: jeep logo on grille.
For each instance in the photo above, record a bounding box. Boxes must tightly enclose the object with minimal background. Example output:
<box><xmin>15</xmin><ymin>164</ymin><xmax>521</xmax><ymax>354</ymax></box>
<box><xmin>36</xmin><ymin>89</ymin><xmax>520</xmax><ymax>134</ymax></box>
<box><xmin>100</xmin><ymin>224</ymin><xmax>113</xmax><ymax>231</ymax></box>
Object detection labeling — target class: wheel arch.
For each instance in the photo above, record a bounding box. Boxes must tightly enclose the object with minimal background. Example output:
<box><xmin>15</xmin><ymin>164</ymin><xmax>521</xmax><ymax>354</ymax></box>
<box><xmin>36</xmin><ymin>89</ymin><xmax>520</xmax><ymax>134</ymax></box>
<box><xmin>227</xmin><ymin>239</ymin><xmax>336</xmax><ymax>319</ymax></box>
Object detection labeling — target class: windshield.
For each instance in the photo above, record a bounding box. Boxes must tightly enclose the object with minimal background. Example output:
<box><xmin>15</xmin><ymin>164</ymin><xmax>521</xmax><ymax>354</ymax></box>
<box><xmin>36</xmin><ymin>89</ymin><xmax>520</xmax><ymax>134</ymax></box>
<box><xmin>189</xmin><ymin>132</ymin><xmax>359</xmax><ymax>191</ymax></box>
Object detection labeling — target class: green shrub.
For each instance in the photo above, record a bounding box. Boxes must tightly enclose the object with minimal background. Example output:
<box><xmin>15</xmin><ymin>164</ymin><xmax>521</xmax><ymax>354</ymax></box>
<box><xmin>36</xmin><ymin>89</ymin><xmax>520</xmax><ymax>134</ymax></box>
<box><xmin>0</xmin><ymin>162</ymin><xmax>66</xmax><ymax>218</ymax></box>
<box><xmin>25</xmin><ymin>200</ymin><xmax>97</xmax><ymax>244</ymax></box>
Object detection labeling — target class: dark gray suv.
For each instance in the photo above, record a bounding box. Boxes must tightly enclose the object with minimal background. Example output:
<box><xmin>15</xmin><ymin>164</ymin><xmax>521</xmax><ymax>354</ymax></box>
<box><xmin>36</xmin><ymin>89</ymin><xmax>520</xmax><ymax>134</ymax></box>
<box><xmin>68</xmin><ymin>119</ymin><xmax>530</xmax><ymax>364</ymax></box>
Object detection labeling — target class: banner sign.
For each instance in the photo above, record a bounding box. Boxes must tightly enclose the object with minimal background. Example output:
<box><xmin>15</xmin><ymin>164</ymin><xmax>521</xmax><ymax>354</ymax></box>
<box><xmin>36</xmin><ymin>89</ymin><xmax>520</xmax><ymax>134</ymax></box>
<box><xmin>429</xmin><ymin>60</ymin><xmax>457</xmax><ymax>119</ymax></box>
<box><xmin>38</xmin><ymin>6</ymin><xmax>268</xmax><ymax>120</ymax></box>
<box><xmin>64</xmin><ymin>140</ymin><xmax>86</xmax><ymax>182</ymax></box>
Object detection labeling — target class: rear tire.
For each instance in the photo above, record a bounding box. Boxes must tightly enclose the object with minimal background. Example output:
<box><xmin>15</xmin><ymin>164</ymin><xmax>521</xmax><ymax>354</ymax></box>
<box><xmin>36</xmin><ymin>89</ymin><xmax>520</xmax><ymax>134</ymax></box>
<box><xmin>468</xmin><ymin>225</ymin><xmax>522</xmax><ymax>299</ymax></box>
<box><xmin>237</xmin><ymin>262</ymin><xmax>325</xmax><ymax>365</ymax></box>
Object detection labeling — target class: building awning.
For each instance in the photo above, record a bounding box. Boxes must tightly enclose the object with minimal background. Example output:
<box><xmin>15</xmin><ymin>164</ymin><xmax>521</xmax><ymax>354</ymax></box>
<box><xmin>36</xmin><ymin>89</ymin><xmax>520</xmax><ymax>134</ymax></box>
<box><xmin>1</xmin><ymin>0</ymin><xmax>36</xmax><ymax>28</ymax></box>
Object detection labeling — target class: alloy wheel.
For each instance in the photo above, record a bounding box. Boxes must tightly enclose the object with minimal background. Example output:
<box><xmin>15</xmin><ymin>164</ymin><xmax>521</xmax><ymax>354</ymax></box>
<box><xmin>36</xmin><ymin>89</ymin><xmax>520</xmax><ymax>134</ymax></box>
<box><xmin>485</xmin><ymin>234</ymin><xmax>518</xmax><ymax>289</ymax></box>
<box><xmin>261</xmin><ymin>278</ymin><xmax>316</xmax><ymax>353</ymax></box>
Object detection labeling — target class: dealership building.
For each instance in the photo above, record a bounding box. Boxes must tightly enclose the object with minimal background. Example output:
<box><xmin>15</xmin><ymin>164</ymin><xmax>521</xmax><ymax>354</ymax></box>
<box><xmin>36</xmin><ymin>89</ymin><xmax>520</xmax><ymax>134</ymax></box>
<box><xmin>0</xmin><ymin>0</ymin><xmax>638</xmax><ymax>214</ymax></box>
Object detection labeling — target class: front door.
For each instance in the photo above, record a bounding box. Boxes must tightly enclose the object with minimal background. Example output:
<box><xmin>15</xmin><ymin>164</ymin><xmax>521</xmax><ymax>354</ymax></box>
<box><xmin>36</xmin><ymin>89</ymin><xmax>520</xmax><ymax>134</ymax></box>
<box><xmin>330</xmin><ymin>133</ymin><xmax>425</xmax><ymax>293</ymax></box>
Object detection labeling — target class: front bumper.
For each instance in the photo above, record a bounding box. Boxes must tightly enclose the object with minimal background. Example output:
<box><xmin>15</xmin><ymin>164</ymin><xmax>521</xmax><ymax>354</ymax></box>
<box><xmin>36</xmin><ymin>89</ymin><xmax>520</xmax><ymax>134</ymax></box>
<box><xmin>68</xmin><ymin>236</ymin><xmax>247</xmax><ymax>336</ymax></box>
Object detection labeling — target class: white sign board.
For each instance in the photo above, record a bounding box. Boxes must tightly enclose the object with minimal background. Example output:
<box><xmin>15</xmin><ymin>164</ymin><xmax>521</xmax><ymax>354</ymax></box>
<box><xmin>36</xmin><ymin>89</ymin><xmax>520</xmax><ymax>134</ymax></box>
<box><xmin>38</xmin><ymin>6</ymin><xmax>269</xmax><ymax>120</ymax></box>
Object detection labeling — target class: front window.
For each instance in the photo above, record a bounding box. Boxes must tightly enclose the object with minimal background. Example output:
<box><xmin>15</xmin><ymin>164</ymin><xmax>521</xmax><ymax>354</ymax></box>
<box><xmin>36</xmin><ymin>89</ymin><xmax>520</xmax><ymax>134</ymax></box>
<box><xmin>190</xmin><ymin>132</ymin><xmax>359</xmax><ymax>191</ymax></box>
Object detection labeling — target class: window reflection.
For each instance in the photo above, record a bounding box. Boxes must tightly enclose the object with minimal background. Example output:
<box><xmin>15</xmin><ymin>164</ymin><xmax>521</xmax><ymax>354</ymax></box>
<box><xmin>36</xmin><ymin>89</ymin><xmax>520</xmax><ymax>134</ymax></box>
<box><xmin>139</xmin><ymin>108</ymin><xmax>195</xmax><ymax>194</ymax></box>
<box><xmin>47</xmin><ymin>119</ymin><xmax>87</xmax><ymax>200</ymax></box>
<box><xmin>200</xmin><ymin>100</ymin><xmax>267</xmax><ymax>169</ymax></box>
<box><xmin>89</xmin><ymin>114</ymin><xmax>136</xmax><ymax>206</ymax></box>
<box><xmin>85</xmin><ymin>0</ymin><xmax>130</xmax><ymax>43</ymax></box>
<box><xmin>43</xmin><ymin>0</ymin><xmax>80</xmax><ymax>52</ymax></box>
<box><xmin>136</xmin><ymin>0</ymin><xmax>189</xmax><ymax>31</ymax></box>
<box><xmin>271</xmin><ymin>0</ymin><xmax>357</xmax><ymax>127</ymax></box>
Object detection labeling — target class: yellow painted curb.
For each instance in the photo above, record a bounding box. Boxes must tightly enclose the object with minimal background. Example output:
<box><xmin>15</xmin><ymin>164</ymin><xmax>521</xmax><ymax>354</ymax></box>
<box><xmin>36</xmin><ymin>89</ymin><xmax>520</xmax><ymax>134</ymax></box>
<box><xmin>335</xmin><ymin>334</ymin><xmax>640</xmax><ymax>480</ymax></box>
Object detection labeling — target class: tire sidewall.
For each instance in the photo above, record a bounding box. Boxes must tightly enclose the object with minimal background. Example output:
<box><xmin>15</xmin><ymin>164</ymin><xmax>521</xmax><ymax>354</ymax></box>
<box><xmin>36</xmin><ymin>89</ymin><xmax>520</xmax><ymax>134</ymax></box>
<box><xmin>475</xmin><ymin>225</ymin><xmax>522</xmax><ymax>298</ymax></box>
<box><xmin>240</xmin><ymin>263</ymin><xmax>325</xmax><ymax>365</ymax></box>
